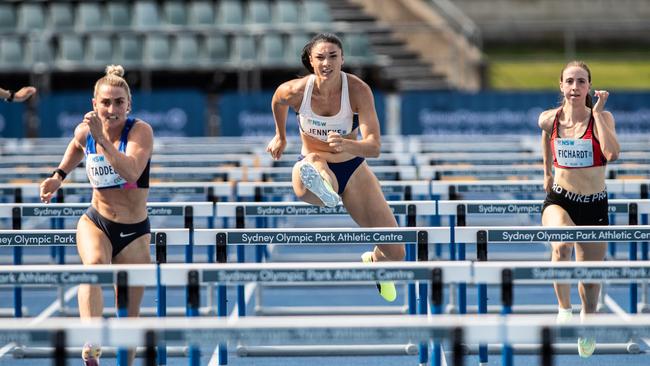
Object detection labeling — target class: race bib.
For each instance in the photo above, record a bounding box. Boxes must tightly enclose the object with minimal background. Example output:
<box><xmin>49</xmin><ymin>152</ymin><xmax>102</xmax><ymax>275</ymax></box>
<box><xmin>85</xmin><ymin>153</ymin><xmax>127</xmax><ymax>188</ymax></box>
<box><xmin>554</xmin><ymin>138</ymin><xmax>594</xmax><ymax>167</ymax></box>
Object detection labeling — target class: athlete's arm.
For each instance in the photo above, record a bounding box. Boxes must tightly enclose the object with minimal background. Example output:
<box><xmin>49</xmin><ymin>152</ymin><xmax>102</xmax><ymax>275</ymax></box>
<box><xmin>538</xmin><ymin>110</ymin><xmax>555</xmax><ymax>192</ymax></box>
<box><xmin>333</xmin><ymin>76</ymin><xmax>380</xmax><ymax>158</ymax></box>
<box><xmin>85</xmin><ymin>112</ymin><xmax>153</xmax><ymax>183</ymax></box>
<box><xmin>266</xmin><ymin>79</ymin><xmax>303</xmax><ymax>160</ymax></box>
<box><xmin>39</xmin><ymin>124</ymin><xmax>87</xmax><ymax>202</ymax></box>
<box><xmin>591</xmin><ymin>90</ymin><xmax>620</xmax><ymax>162</ymax></box>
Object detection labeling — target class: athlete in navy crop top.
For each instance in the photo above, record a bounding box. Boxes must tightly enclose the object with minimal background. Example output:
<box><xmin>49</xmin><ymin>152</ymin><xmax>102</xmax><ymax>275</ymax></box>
<box><xmin>39</xmin><ymin>65</ymin><xmax>153</xmax><ymax>366</ymax></box>
<box><xmin>538</xmin><ymin>61</ymin><xmax>620</xmax><ymax>358</ymax></box>
<box><xmin>266</xmin><ymin>33</ymin><xmax>405</xmax><ymax>303</ymax></box>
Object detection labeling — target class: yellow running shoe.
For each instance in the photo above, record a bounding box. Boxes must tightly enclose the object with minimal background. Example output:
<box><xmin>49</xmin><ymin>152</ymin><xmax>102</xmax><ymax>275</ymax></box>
<box><xmin>578</xmin><ymin>337</ymin><xmax>596</xmax><ymax>358</ymax></box>
<box><xmin>361</xmin><ymin>251</ymin><xmax>397</xmax><ymax>302</ymax></box>
<box><xmin>82</xmin><ymin>342</ymin><xmax>101</xmax><ymax>366</ymax></box>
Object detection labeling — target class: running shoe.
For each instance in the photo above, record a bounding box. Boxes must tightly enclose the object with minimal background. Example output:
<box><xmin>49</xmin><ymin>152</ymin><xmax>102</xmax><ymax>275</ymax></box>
<box><xmin>555</xmin><ymin>307</ymin><xmax>573</xmax><ymax>324</ymax></box>
<box><xmin>361</xmin><ymin>251</ymin><xmax>397</xmax><ymax>302</ymax></box>
<box><xmin>299</xmin><ymin>162</ymin><xmax>340</xmax><ymax>208</ymax></box>
<box><xmin>82</xmin><ymin>342</ymin><xmax>101</xmax><ymax>366</ymax></box>
<box><xmin>578</xmin><ymin>337</ymin><xmax>596</xmax><ymax>358</ymax></box>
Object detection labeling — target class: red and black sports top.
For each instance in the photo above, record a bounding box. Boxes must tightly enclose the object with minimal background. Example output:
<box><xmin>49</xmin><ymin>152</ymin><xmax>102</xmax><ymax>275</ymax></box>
<box><xmin>550</xmin><ymin>108</ymin><xmax>607</xmax><ymax>169</ymax></box>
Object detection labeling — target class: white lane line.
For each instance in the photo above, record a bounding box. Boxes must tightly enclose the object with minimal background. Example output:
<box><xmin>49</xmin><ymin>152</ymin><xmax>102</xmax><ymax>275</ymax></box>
<box><xmin>207</xmin><ymin>283</ymin><xmax>257</xmax><ymax>366</ymax></box>
<box><xmin>30</xmin><ymin>285</ymin><xmax>79</xmax><ymax>325</ymax></box>
<box><xmin>604</xmin><ymin>294</ymin><xmax>633</xmax><ymax>322</ymax></box>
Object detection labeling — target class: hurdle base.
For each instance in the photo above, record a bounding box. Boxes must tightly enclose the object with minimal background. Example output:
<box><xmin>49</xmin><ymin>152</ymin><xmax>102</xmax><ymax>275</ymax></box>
<box><xmin>236</xmin><ymin>344</ymin><xmax>418</xmax><ymax>357</ymax></box>
<box><xmin>456</xmin><ymin>304</ymin><xmax>576</xmax><ymax>314</ymax></box>
<box><xmin>0</xmin><ymin>307</ymin><xmax>28</xmax><ymax>318</ymax></box>
<box><xmin>462</xmin><ymin>342</ymin><xmax>640</xmax><ymax>355</ymax></box>
<box><xmin>13</xmin><ymin>346</ymin><xmax>188</xmax><ymax>358</ymax></box>
<box><xmin>59</xmin><ymin>306</ymin><xmax>215</xmax><ymax>317</ymax></box>
<box><xmin>255</xmin><ymin>305</ymin><xmax>409</xmax><ymax>316</ymax></box>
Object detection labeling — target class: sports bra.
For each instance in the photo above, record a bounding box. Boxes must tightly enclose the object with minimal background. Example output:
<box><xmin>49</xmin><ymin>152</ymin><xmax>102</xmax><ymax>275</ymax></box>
<box><xmin>297</xmin><ymin>72</ymin><xmax>358</xmax><ymax>141</ymax></box>
<box><xmin>85</xmin><ymin>117</ymin><xmax>150</xmax><ymax>189</ymax></box>
<box><xmin>550</xmin><ymin>108</ymin><xmax>607</xmax><ymax>169</ymax></box>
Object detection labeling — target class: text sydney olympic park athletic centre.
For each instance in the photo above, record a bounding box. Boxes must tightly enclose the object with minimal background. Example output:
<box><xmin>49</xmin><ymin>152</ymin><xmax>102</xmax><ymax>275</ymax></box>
<box><xmin>495</xmin><ymin>229</ymin><xmax>650</xmax><ymax>243</ymax></box>
<box><xmin>234</xmin><ymin>231</ymin><xmax>414</xmax><ymax>244</ymax></box>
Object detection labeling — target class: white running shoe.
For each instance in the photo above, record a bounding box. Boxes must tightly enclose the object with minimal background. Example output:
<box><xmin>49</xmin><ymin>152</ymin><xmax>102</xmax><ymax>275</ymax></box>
<box><xmin>82</xmin><ymin>342</ymin><xmax>101</xmax><ymax>366</ymax></box>
<box><xmin>299</xmin><ymin>162</ymin><xmax>340</xmax><ymax>208</ymax></box>
<box><xmin>556</xmin><ymin>307</ymin><xmax>573</xmax><ymax>324</ymax></box>
<box><xmin>578</xmin><ymin>337</ymin><xmax>596</xmax><ymax>358</ymax></box>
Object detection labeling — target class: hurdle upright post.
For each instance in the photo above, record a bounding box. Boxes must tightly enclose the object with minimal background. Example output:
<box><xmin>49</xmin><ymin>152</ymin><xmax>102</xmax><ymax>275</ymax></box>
<box><xmin>117</xmin><ymin>271</ymin><xmax>129</xmax><ymax>366</ymax></box>
<box><xmin>540</xmin><ymin>327</ymin><xmax>553</xmax><ymax>366</ymax></box>
<box><xmin>629</xmin><ymin>203</ymin><xmax>638</xmax><ymax>314</ymax></box>
<box><xmin>417</xmin><ymin>228</ymin><xmax>429</xmax><ymax>365</ymax></box>
<box><xmin>53</xmin><ymin>329</ymin><xmax>65</xmax><ymax>366</ymax></box>
<box><xmin>406</xmin><ymin>205</ymin><xmax>417</xmax><ymax>315</ymax></box>
<box><xmin>476</xmin><ymin>230</ymin><xmax>488</xmax><ymax>365</ymax></box>
<box><xmin>187</xmin><ymin>270</ymin><xmax>200</xmax><ymax>366</ymax></box>
<box><xmin>145</xmin><ymin>330</ymin><xmax>157</xmax><ymax>366</ymax></box>
<box><xmin>12</xmin><ymin>206</ymin><xmax>22</xmax><ymax>317</ymax></box>
<box><xmin>640</xmin><ymin>184</ymin><xmax>649</xmax><ymax>313</ymax></box>
<box><xmin>456</xmin><ymin>204</ymin><xmax>467</xmax><ymax>315</ymax></box>
<box><xmin>155</xmin><ymin>232</ymin><xmax>168</xmax><ymax>365</ymax></box>
<box><xmin>430</xmin><ymin>268</ymin><xmax>443</xmax><ymax>366</ymax></box>
<box><xmin>501</xmin><ymin>268</ymin><xmax>513</xmax><ymax>366</ymax></box>
<box><xmin>236</xmin><ymin>206</ymin><xmax>246</xmax><ymax>317</ymax></box>
<box><xmin>452</xmin><ymin>327</ymin><xmax>464</xmax><ymax>366</ymax></box>
<box><xmin>215</xmin><ymin>232</ymin><xmax>228</xmax><ymax>365</ymax></box>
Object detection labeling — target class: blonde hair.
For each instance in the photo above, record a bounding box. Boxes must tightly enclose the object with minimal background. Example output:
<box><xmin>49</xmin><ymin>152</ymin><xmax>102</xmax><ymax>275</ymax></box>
<box><xmin>560</xmin><ymin>60</ymin><xmax>593</xmax><ymax>108</ymax></box>
<box><xmin>93</xmin><ymin>65</ymin><xmax>132</xmax><ymax>101</ymax></box>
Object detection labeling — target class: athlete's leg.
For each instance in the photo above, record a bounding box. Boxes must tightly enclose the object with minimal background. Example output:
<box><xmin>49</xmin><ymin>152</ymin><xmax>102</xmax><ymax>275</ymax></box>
<box><xmin>575</xmin><ymin>242</ymin><xmax>607</xmax><ymax>313</ymax></box>
<box><xmin>542</xmin><ymin>204</ymin><xmax>576</xmax><ymax>312</ymax></box>
<box><xmin>76</xmin><ymin>215</ymin><xmax>112</xmax><ymax>318</ymax></box>
<box><xmin>292</xmin><ymin>153</ymin><xmax>339</xmax><ymax>206</ymax></box>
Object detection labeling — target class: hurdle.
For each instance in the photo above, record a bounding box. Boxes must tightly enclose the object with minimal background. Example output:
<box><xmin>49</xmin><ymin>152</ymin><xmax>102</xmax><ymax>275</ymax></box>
<box><xmin>3</xmin><ymin>261</ymin><xmax>650</xmax><ymax>365</ymax></box>
<box><xmin>456</xmin><ymin>225</ymin><xmax>650</xmax><ymax>365</ymax></box>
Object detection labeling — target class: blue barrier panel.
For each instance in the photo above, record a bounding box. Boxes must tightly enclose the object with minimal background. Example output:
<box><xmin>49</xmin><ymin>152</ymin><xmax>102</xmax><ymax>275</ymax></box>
<box><xmin>0</xmin><ymin>102</ymin><xmax>26</xmax><ymax>138</ymax></box>
<box><xmin>219</xmin><ymin>91</ymin><xmax>386</xmax><ymax>137</ymax></box>
<box><xmin>401</xmin><ymin>91</ymin><xmax>650</xmax><ymax>135</ymax></box>
<box><xmin>38</xmin><ymin>90</ymin><xmax>206</xmax><ymax>137</ymax></box>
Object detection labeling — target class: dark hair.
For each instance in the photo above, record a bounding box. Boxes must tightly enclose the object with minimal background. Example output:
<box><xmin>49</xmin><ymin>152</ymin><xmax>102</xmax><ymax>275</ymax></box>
<box><xmin>560</xmin><ymin>60</ymin><xmax>593</xmax><ymax>108</ymax></box>
<box><xmin>301</xmin><ymin>33</ymin><xmax>344</xmax><ymax>73</ymax></box>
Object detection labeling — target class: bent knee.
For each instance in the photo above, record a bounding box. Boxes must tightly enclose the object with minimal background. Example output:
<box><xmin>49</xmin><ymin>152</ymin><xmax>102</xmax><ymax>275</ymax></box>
<box><xmin>552</xmin><ymin>244</ymin><xmax>573</xmax><ymax>260</ymax></box>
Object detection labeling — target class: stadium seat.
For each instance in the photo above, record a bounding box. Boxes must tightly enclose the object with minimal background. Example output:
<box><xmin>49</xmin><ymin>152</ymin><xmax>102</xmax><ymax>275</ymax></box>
<box><xmin>144</xmin><ymin>34</ymin><xmax>171</xmax><ymax>66</ymax></box>
<box><xmin>344</xmin><ymin>33</ymin><xmax>373</xmax><ymax>62</ymax></box>
<box><xmin>274</xmin><ymin>0</ymin><xmax>300</xmax><ymax>25</ymax></box>
<box><xmin>107</xmin><ymin>3</ymin><xmax>131</xmax><ymax>28</ymax></box>
<box><xmin>115</xmin><ymin>35</ymin><xmax>143</xmax><ymax>65</ymax></box>
<box><xmin>175</xmin><ymin>34</ymin><xmax>200</xmax><ymax>65</ymax></box>
<box><xmin>18</xmin><ymin>3</ymin><xmax>46</xmax><ymax>31</ymax></box>
<box><xmin>0</xmin><ymin>4</ymin><xmax>16</xmax><ymax>32</ymax></box>
<box><xmin>218</xmin><ymin>0</ymin><xmax>243</xmax><ymax>26</ymax></box>
<box><xmin>50</xmin><ymin>3</ymin><xmax>75</xmax><ymax>30</ymax></box>
<box><xmin>26</xmin><ymin>37</ymin><xmax>53</xmax><ymax>66</ymax></box>
<box><xmin>247</xmin><ymin>0</ymin><xmax>272</xmax><ymax>24</ymax></box>
<box><xmin>303</xmin><ymin>0</ymin><xmax>331</xmax><ymax>24</ymax></box>
<box><xmin>77</xmin><ymin>3</ymin><xmax>104</xmax><ymax>31</ymax></box>
<box><xmin>163</xmin><ymin>1</ymin><xmax>187</xmax><ymax>26</ymax></box>
<box><xmin>87</xmin><ymin>35</ymin><xmax>113</xmax><ymax>66</ymax></box>
<box><xmin>259</xmin><ymin>34</ymin><xmax>285</xmax><ymax>66</ymax></box>
<box><xmin>232</xmin><ymin>35</ymin><xmax>257</xmax><ymax>64</ymax></box>
<box><xmin>0</xmin><ymin>36</ymin><xmax>23</xmax><ymax>68</ymax></box>
<box><xmin>205</xmin><ymin>35</ymin><xmax>230</xmax><ymax>64</ymax></box>
<box><xmin>57</xmin><ymin>34</ymin><xmax>85</xmax><ymax>65</ymax></box>
<box><xmin>133</xmin><ymin>1</ymin><xmax>161</xmax><ymax>29</ymax></box>
<box><xmin>286</xmin><ymin>33</ymin><xmax>310</xmax><ymax>66</ymax></box>
<box><xmin>188</xmin><ymin>1</ymin><xmax>215</xmax><ymax>27</ymax></box>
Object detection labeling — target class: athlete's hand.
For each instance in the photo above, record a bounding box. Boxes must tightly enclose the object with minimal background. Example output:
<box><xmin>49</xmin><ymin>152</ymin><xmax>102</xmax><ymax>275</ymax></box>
<box><xmin>13</xmin><ymin>86</ymin><xmax>37</xmax><ymax>102</ymax></box>
<box><xmin>593</xmin><ymin>90</ymin><xmax>609</xmax><ymax>113</ymax></box>
<box><xmin>266</xmin><ymin>135</ymin><xmax>287</xmax><ymax>160</ymax></box>
<box><xmin>39</xmin><ymin>177</ymin><xmax>61</xmax><ymax>203</ymax></box>
<box><xmin>327</xmin><ymin>131</ymin><xmax>345</xmax><ymax>153</ymax></box>
<box><xmin>83</xmin><ymin>111</ymin><xmax>105</xmax><ymax>140</ymax></box>
<box><xmin>543</xmin><ymin>175</ymin><xmax>553</xmax><ymax>193</ymax></box>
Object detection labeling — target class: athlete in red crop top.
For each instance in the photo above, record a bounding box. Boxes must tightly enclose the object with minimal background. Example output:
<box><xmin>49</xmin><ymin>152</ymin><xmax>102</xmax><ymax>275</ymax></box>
<box><xmin>39</xmin><ymin>65</ymin><xmax>153</xmax><ymax>366</ymax></box>
<box><xmin>538</xmin><ymin>61</ymin><xmax>620</xmax><ymax>358</ymax></box>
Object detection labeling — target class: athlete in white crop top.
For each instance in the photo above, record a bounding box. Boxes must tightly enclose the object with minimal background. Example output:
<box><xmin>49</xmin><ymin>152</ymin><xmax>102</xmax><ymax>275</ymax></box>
<box><xmin>266</xmin><ymin>33</ymin><xmax>405</xmax><ymax>302</ymax></box>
